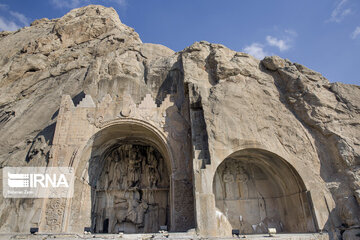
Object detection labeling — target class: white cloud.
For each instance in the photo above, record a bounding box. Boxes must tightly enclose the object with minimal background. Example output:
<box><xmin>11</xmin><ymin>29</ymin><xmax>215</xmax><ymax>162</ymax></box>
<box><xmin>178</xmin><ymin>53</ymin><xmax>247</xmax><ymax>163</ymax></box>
<box><xmin>328</xmin><ymin>0</ymin><xmax>352</xmax><ymax>23</ymax></box>
<box><xmin>243</xmin><ymin>29</ymin><xmax>297</xmax><ymax>58</ymax></box>
<box><xmin>284</xmin><ymin>29</ymin><xmax>297</xmax><ymax>37</ymax></box>
<box><xmin>266</xmin><ymin>29</ymin><xmax>296</xmax><ymax>52</ymax></box>
<box><xmin>351</xmin><ymin>26</ymin><xmax>360</xmax><ymax>39</ymax></box>
<box><xmin>266</xmin><ymin>36</ymin><xmax>290</xmax><ymax>52</ymax></box>
<box><xmin>0</xmin><ymin>4</ymin><xmax>29</xmax><ymax>31</ymax></box>
<box><xmin>0</xmin><ymin>16</ymin><xmax>21</xmax><ymax>31</ymax></box>
<box><xmin>0</xmin><ymin>4</ymin><xmax>8</xmax><ymax>10</ymax></box>
<box><xmin>10</xmin><ymin>11</ymin><xmax>29</xmax><ymax>26</ymax></box>
<box><xmin>51</xmin><ymin>0</ymin><xmax>82</xmax><ymax>9</ymax></box>
<box><xmin>51</xmin><ymin>0</ymin><xmax>126</xmax><ymax>9</ymax></box>
<box><xmin>243</xmin><ymin>43</ymin><xmax>268</xmax><ymax>59</ymax></box>
<box><xmin>110</xmin><ymin>0</ymin><xmax>126</xmax><ymax>6</ymax></box>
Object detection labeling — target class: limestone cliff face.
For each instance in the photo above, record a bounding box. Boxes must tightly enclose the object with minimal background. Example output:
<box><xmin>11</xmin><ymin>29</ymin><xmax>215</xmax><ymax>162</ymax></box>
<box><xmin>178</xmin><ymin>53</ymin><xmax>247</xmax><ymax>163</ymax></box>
<box><xmin>181</xmin><ymin>43</ymin><xmax>360</xmax><ymax>236</ymax></box>
<box><xmin>0</xmin><ymin>5</ymin><xmax>359</xmax><ymax>237</ymax></box>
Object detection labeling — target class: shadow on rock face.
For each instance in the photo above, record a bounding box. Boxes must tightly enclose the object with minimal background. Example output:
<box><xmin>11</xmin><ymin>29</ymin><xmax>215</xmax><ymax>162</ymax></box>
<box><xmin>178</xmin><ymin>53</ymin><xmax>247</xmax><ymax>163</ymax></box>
<box><xmin>25</xmin><ymin>123</ymin><xmax>56</xmax><ymax>165</ymax></box>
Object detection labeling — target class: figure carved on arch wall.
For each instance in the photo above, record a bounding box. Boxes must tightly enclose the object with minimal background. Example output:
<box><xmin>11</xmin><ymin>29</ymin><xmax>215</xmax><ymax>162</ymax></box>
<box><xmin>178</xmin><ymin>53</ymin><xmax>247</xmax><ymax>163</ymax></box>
<box><xmin>214</xmin><ymin>159</ymin><xmax>282</xmax><ymax>234</ymax></box>
<box><xmin>92</xmin><ymin>144</ymin><xmax>169</xmax><ymax>233</ymax></box>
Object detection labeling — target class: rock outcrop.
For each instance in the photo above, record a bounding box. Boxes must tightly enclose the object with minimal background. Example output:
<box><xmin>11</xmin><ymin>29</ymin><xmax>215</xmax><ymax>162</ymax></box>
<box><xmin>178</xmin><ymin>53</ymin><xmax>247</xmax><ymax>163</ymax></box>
<box><xmin>0</xmin><ymin>5</ymin><xmax>359</xmax><ymax>239</ymax></box>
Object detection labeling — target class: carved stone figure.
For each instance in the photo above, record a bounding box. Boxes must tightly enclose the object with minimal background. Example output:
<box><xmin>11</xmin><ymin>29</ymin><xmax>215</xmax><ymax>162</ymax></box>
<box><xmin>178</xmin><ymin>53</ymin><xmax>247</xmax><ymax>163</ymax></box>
<box><xmin>93</xmin><ymin>144</ymin><xmax>169</xmax><ymax>233</ymax></box>
<box><xmin>223</xmin><ymin>166</ymin><xmax>238</xmax><ymax>200</ymax></box>
<box><xmin>118</xmin><ymin>149</ymin><xmax>128</xmax><ymax>189</ymax></box>
<box><xmin>127</xmin><ymin>150</ymin><xmax>142</xmax><ymax>188</ymax></box>
<box><xmin>236</xmin><ymin>166</ymin><xmax>249</xmax><ymax>199</ymax></box>
<box><xmin>147</xmin><ymin>147</ymin><xmax>160</xmax><ymax>188</ymax></box>
<box><xmin>223</xmin><ymin>166</ymin><xmax>234</xmax><ymax>183</ymax></box>
<box><xmin>126</xmin><ymin>191</ymin><xmax>148</xmax><ymax>227</ymax></box>
<box><xmin>112</xmin><ymin>193</ymin><xmax>128</xmax><ymax>232</ymax></box>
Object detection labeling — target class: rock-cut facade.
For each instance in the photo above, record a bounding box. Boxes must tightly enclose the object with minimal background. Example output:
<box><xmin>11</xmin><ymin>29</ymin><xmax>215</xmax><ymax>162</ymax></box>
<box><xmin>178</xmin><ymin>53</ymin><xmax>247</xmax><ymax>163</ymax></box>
<box><xmin>0</xmin><ymin>5</ymin><xmax>359</xmax><ymax>239</ymax></box>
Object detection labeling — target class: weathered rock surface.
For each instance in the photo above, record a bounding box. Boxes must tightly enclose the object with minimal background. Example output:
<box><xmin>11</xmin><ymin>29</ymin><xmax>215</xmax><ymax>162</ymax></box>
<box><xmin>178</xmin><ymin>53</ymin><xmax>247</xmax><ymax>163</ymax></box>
<box><xmin>0</xmin><ymin>5</ymin><xmax>359</xmax><ymax>238</ymax></box>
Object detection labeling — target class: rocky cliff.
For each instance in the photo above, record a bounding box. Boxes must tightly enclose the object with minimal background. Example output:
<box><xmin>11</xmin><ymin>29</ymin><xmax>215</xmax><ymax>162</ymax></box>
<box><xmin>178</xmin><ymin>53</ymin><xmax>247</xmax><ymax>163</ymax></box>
<box><xmin>0</xmin><ymin>5</ymin><xmax>359</xmax><ymax>239</ymax></box>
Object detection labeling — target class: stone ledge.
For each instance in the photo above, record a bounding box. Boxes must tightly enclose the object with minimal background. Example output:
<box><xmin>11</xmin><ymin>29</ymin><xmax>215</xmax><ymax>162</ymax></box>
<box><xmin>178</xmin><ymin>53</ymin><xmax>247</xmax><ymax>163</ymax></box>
<box><xmin>0</xmin><ymin>233</ymin><xmax>329</xmax><ymax>240</ymax></box>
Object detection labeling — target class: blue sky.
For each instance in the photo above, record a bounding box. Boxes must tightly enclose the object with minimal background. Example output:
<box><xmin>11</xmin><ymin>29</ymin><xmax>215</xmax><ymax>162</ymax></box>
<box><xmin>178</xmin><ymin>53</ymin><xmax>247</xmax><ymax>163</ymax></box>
<box><xmin>0</xmin><ymin>0</ymin><xmax>359</xmax><ymax>85</ymax></box>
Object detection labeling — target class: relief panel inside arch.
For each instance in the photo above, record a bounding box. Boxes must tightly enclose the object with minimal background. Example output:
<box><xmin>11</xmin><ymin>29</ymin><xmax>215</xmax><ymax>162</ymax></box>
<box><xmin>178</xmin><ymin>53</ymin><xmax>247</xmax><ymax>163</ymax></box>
<box><xmin>92</xmin><ymin>143</ymin><xmax>169</xmax><ymax>233</ymax></box>
<box><xmin>213</xmin><ymin>154</ymin><xmax>316</xmax><ymax>234</ymax></box>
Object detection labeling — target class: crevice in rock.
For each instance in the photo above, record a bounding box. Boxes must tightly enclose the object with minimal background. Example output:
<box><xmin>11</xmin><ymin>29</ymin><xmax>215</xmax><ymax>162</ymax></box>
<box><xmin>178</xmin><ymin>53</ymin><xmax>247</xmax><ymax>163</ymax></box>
<box><xmin>24</xmin><ymin>67</ymin><xmax>40</xmax><ymax>73</ymax></box>
<box><xmin>0</xmin><ymin>107</ymin><xmax>15</xmax><ymax>129</ymax></box>
<box><xmin>143</xmin><ymin>60</ymin><xmax>149</xmax><ymax>85</ymax></box>
<box><xmin>204</xmin><ymin>46</ymin><xmax>219</xmax><ymax>86</ymax></box>
<box><xmin>187</xmin><ymin>83</ymin><xmax>211</xmax><ymax>169</ymax></box>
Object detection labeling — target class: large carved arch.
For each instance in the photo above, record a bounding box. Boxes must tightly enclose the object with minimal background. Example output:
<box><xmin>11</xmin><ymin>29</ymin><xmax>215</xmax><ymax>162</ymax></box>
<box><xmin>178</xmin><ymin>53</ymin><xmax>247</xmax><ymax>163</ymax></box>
<box><xmin>65</xmin><ymin>119</ymin><xmax>175</xmax><ymax>233</ymax></box>
<box><xmin>39</xmin><ymin>94</ymin><xmax>194</xmax><ymax>233</ymax></box>
<box><xmin>213</xmin><ymin>148</ymin><xmax>317</xmax><ymax>234</ymax></box>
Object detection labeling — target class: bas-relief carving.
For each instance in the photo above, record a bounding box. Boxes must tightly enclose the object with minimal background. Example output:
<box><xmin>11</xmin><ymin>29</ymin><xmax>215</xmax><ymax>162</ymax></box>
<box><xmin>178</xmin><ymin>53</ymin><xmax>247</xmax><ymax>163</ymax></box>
<box><xmin>86</xmin><ymin>112</ymin><xmax>103</xmax><ymax>128</ymax></box>
<box><xmin>92</xmin><ymin>144</ymin><xmax>169</xmax><ymax>233</ymax></box>
<box><xmin>214</xmin><ymin>159</ymin><xmax>285</xmax><ymax>234</ymax></box>
<box><xmin>43</xmin><ymin>199</ymin><xmax>66</xmax><ymax>232</ymax></box>
<box><xmin>81</xmin><ymin>93</ymin><xmax>174</xmax><ymax>129</ymax></box>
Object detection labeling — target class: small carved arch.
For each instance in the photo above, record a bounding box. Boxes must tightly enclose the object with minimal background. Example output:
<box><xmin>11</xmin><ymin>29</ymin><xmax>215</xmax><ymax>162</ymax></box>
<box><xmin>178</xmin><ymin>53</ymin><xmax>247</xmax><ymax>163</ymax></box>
<box><xmin>213</xmin><ymin>148</ymin><xmax>317</xmax><ymax>234</ymax></box>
